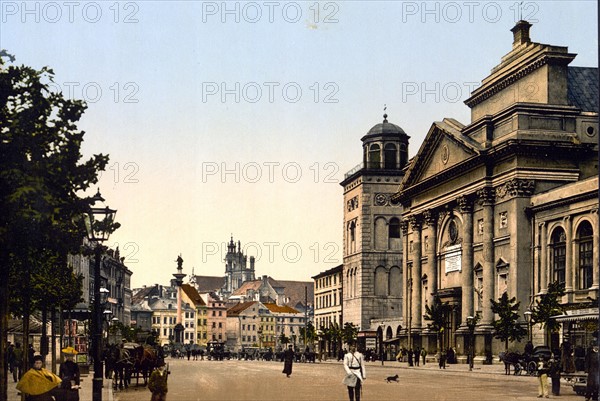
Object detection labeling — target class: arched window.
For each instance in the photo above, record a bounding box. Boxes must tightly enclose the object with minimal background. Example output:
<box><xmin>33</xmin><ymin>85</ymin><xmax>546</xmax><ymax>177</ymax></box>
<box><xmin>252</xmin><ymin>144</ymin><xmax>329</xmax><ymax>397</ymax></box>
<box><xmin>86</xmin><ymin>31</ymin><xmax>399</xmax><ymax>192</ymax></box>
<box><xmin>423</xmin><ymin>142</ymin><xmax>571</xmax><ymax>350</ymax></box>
<box><xmin>389</xmin><ymin>266</ymin><xmax>402</xmax><ymax>296</ymax></box>
<box><xmin>374</xmin><ymin>217</ymin><xmax>387</xmax><ymax>250</ymax></box>
<box><xmin>399</xmin><ymin>143</ymin><xmax>408</xmax><ymax>167</ymax></box>
<box><xmin>577</xmin><ymin>221</ymin><xmax>593</xmax><ymax>289</ymax></box>
<box><xmin>374</xmin><ymin>266</ymin><xmax>387</xmax><ymax>296</ymax></box>
<box><xmin>384</xmin><ymin>143</ymin><xmax>397</xmax><ymax>169</ymax></box>
<box><xmin>368</xmin><ymin>144</ymin><xmax>381</xmax><ymax>169</ymax></box>
<box><xmin>550</xmin><ymin>227</ymin><xmax>566</xmax><ymax>286</ymax></box>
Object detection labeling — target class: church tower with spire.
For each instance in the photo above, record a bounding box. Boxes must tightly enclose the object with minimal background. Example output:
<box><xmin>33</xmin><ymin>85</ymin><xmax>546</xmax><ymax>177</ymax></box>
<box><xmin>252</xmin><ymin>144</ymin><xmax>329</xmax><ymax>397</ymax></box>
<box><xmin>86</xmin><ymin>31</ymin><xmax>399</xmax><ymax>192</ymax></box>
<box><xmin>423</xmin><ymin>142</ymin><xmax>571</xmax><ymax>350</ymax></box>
<box><xmin>223</xmin><ymin>236</ymin><xmax>256</xmax><ymax>297</ymax></box>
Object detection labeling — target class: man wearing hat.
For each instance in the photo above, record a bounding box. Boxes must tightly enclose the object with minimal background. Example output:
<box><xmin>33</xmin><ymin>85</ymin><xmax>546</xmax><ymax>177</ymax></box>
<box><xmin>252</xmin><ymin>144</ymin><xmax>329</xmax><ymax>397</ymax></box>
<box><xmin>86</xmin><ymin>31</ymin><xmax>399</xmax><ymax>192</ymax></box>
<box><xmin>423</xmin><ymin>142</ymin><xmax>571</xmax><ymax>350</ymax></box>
<box><xmin>148</xmin><ymin>360</ymin><xmax>168</xmax><ymax>401</ymax></box>
<box><xmin>59</xmin><ymin>347</ymin><xmax>81</xmax><ymax>401</ymax></box>
<box><xmin>17</xmin><ymin>355</ymin><xmax>61</xmax><ymax>400</ymax></box>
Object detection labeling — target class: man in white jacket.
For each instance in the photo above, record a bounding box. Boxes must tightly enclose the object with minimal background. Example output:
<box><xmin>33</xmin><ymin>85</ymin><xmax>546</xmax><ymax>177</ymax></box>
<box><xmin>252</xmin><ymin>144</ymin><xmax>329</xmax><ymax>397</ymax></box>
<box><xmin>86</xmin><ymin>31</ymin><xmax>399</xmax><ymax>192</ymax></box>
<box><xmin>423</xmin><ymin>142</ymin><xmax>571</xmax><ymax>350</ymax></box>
<box><xmin>343</xmin><ymin>343</ymin><xmax>366</xmax><ymax>401</ymax></box>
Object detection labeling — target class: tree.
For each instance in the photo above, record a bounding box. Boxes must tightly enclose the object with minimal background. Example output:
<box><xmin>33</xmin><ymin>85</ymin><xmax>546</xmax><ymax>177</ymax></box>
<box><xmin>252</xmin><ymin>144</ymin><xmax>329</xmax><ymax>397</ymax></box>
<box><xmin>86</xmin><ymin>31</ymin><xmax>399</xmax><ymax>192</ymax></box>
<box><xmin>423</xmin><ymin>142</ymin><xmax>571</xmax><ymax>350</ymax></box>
<box><xmin>423</xmin><ymin>295</ymin><xmax>451</xmax><ymax>354</ymax></box>
<box><xmin>490</xmin><ymin>292</ymin><xmax>527</xmax><ymax>351</ymax></box>
<box><xmin>532</xmin><ymin>281</ymin><xmax>566</xmax><ymax>338</ymax></box>
<box><xmin>0</xmin><ymin>53</ymin><xmax>109</xmax><ymax>400</ymax></box>
<box><xmin>341</xmin><ymin>322</ymin><xmax>359</xmax><ymax>345</ymax></box>
<box><xmin>299</xmin><ymin>321</ymin><xmax>316</xmax><ymax>349</ymax></box>
<box><xmin>279</xmin><ymin>333</ymin><xmax>290</xmax><ymax>347</ymax></box>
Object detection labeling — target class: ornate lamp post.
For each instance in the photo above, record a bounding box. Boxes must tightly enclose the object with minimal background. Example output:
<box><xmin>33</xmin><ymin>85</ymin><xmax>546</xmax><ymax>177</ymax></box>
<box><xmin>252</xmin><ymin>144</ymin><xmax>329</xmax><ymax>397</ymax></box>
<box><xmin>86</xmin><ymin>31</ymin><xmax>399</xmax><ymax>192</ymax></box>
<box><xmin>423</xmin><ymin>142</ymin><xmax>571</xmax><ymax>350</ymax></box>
<box><xmin>524</xmin><ymin>309</ymin><xmax>533</xmax><ymax>343</ymax></box>
<box><xmin>85</xmin><ymin>189</ymin><xmax>117</xmax><ymax>401</ymax></box>
<box><xmin>466</xmin><ymin>315</ymin><xmax>475</xmax><ymax>371</ymax></box>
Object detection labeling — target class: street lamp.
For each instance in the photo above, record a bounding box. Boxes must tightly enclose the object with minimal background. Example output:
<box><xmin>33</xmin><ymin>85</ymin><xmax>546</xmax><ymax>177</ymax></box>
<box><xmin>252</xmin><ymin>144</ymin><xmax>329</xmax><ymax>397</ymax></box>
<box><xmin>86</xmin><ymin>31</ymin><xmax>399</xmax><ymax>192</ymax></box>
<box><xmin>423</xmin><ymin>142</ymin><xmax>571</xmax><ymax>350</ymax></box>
<box><xmin>466</xmin><ymin>316</ymin><xmax>475</xmax><ymax>371</ymax></box>
<box><xmin>524</xmin><ymin>309</ymin><xmax>533</xmax><ymax>343</ymax></box>
<box><xmin>85</xmin><ymin>189</ymin><xmax>117</xmax><ymax>401</ymax></box>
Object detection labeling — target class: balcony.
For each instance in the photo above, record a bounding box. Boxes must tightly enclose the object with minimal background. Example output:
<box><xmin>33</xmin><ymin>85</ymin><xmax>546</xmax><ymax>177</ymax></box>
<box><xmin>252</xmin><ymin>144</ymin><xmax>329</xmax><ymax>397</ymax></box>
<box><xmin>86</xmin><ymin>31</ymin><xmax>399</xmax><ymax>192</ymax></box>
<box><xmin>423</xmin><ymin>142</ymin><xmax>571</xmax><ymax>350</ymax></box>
<box><xmin>344</xmin><ymin>161</ymin><xmax>404</xmax><ymax>179</ymax></box>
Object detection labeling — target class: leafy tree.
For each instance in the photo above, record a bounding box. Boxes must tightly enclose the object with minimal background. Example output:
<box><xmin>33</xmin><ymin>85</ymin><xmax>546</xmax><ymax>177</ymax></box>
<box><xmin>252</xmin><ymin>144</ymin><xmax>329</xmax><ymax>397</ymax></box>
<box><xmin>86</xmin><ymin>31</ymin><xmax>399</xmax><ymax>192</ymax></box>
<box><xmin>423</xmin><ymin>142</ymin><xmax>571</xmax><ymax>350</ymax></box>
<box><xmin>423</xmin><ymin>295</ymin><xmax>451</xmax><ymax>353</ymax></box>
<box><xmin>341</xmin><ymin>322</ymin><xmax>359</xmax><ymax>345</ymax></box>
<box><xmin>299</xmin><ymin>321</ymin><xmax>316</xmax><ymax>349</ymax></box>
<box><xmin>279</xmin><ymin>333</ymin><xmax>290</xmax><ymax>346</ymax></box>
<box><xmin>490</xmin><ymin>292</ymin><xmax>527</xmax><ymax>351</ymax></box>
<box><xmin>532</xmin><ymin>281</ymin><xmax>566</xmax><ymax>336</ymax></box>
<box><xmin>0</xmin><ymin>52</ymin><xmax>109</xmax><ymax>399</ymax></box>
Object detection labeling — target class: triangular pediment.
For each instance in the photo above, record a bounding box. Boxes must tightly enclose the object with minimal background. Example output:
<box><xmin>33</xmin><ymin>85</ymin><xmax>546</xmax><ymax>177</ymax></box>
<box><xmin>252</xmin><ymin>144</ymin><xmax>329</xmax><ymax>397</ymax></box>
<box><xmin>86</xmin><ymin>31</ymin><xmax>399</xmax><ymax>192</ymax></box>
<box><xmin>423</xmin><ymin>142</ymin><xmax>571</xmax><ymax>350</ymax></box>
<box><xmin>399</xmin><ymin>119</ymin><xmax>480</xmax><ymax>190</ymax></box>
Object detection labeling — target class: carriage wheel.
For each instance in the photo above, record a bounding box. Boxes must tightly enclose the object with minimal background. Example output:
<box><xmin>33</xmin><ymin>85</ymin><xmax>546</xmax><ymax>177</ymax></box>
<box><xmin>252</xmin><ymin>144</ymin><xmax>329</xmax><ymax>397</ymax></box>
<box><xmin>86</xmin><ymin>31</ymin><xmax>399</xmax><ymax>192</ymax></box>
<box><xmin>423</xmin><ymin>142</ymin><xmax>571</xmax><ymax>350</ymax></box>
<box><xmin>527</xmin><ymin>361</ymin><xmax>537</xmax><ymax>376</ymax></box>
<box><xmin>514</xmin><ymin>363</ymin><xmax>523</xmax><ymax>375</ymax></box>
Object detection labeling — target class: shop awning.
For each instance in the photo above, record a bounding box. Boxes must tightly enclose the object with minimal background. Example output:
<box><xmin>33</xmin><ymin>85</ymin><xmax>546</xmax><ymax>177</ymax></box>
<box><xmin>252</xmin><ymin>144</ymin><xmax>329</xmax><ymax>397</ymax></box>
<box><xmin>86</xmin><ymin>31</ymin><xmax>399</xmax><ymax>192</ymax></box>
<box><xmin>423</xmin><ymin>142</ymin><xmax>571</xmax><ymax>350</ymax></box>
<box><xmin>551</xmin><ymin>308</ymin><xmax>599</xmax><ymax>322</ymax></box>
<box><xmin>383</xmin><ymin>337</ymin><xmax>400</xmax><ymax>344</ymax></box>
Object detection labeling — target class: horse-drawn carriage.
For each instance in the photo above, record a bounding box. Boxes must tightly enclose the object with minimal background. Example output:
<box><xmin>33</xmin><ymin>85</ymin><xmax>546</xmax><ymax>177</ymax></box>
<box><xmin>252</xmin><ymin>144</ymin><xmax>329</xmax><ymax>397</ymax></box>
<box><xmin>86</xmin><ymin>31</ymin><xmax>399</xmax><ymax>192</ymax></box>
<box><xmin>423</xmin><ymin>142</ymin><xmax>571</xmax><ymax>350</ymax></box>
<box><xmin>104</xmin><ymin>342</ymin><xmax>164</xmax><ymax>390</ymax></box>
<box><xmin>499</xmin><ymin>346</ymin><xmax>554</xmax><ymax>376</ymax></box>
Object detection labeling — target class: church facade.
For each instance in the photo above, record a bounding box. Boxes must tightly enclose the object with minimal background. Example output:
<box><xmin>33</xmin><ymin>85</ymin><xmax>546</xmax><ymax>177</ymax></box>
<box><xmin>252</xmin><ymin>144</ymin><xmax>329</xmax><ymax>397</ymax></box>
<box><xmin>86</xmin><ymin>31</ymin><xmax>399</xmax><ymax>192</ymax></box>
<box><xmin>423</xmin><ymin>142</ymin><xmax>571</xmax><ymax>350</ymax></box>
<box><xmin>391</xmin><ymin>21</ymin><xmax>598</xmax><ymax>358</ymax></box>
<box><xmin>339</xmin><ymin>21</ymin><xmax>598</xmax><ymax>359</ymax></box>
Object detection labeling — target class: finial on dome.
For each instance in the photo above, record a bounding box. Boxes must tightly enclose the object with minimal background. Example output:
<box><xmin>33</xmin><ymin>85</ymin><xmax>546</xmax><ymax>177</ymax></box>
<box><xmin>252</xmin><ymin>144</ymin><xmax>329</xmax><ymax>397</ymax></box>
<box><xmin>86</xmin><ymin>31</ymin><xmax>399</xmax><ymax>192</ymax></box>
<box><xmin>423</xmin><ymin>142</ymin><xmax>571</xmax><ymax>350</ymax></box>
<box><xmin>383</xmin><ymin>104</ymin><xmax>388</xmax><ymax>122</ymax></box>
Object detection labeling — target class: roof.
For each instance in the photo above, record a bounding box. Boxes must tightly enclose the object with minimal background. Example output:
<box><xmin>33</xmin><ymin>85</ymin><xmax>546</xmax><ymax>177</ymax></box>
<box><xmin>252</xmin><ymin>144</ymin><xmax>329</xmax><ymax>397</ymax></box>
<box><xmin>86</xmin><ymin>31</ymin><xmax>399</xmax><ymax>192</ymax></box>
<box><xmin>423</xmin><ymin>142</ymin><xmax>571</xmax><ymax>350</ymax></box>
<box><xmin>568</xmin><ymin>67</ymin><xmax>599</xmax><ymax>113</ymax></box>
<box><xmin>193</xmin><ymin>275</ymin><xmax>226</xmax><ymax>293</ymax></box>
<box><xmin>132</xmin><ymin>286</ymin><xmax>158</xmax><ymax>304</ymax></box>
<box><xmin>362</xmin><ymin>115</ymin><xmax>408</xmax><ymax>141</ymax></box>
<box><xmin>312</xmin><ymin>264</ymin><xmax>343</xmax><ymax>279</ymax></box>
<box><xmin>181</xmin><ymin>284</ymin><xmax>206</xmax><ymax>306</ymax></box>
<box><xmin>276</xmin><ymin>280</ymin><xmax>314</xmax><ymax>307</ymax></box>
<box><xmin>263</xmin><ymin>303</ymin><xmax>301</xmax><ymax>314</ymax></box>
<box><xmin>231</xmin><ymin>280</ymin><xmax>262</xmax><ymax>296</ymax></box>
<box><xmin>226</xmin><ymin>301</ymin><xmax>258</xmax><ymax>316</ymax></box>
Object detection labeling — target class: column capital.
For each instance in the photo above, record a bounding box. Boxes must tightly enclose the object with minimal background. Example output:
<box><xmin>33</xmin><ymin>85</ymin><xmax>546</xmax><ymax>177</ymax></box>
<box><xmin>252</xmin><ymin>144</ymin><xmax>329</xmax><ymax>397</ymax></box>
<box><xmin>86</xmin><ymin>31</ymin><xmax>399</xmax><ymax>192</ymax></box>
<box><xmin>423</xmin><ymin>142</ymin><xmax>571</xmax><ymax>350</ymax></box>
<box><xmin>477</xmin><ymin>187</ymin><xmax>495</xmax><ymax>206</ymax></box>
<box><xmin>409</xmin><ymin>215</ymin><xmax>422</xmax><ymax>231</ymax></box>
<box><xmin>423</xmin><ymin>210</ymin><xmax>438</xmax><ymax>227</ymax></box>
<box><xmin>400</xmin><ymin>220</ymin><xmax>409</xmax><ymax>235</ymax></box>
<box><xmin>457</xmin><ymin>195</ymin><xmax>474</xmax><ymax>213</ymax></box>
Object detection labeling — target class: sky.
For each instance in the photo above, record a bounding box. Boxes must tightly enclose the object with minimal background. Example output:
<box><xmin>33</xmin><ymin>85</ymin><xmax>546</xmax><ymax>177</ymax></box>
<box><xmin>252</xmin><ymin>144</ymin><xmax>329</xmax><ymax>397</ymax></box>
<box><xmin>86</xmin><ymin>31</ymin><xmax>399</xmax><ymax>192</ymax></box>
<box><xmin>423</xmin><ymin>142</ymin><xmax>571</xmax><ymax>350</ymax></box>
<box><xmin>1</xmin><ymin>1</ymin><xmax>597</xmax><ymax>289</ymax></box>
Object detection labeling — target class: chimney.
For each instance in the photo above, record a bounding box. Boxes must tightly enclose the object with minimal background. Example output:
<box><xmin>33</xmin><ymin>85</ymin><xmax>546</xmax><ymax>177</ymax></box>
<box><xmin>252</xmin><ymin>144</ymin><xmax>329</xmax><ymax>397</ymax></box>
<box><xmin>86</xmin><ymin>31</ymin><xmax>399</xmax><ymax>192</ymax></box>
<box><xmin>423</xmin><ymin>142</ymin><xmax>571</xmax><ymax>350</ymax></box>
<box><xmin>511</xmin><ymin>20</ymin><xmax>532</xmax><ymax>48</ymax></box>
<box><xmin>250</xmin><ymin>256</ymin><xmax>255</xmax><ymax>270</ymax></box>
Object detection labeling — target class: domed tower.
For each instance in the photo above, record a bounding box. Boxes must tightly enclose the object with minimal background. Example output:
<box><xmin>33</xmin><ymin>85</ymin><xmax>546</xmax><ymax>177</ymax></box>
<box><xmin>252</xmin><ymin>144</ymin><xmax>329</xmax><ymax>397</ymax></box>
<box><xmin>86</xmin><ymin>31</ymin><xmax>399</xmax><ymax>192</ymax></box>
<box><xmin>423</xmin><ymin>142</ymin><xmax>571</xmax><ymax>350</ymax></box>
<box><xmin>362</xmin><ymin>113</ymin><xmax>410</xmax><ymax>171</ymax></box>
<box><xmin>340</xmin><ymin>113</ymin><xmax>409</xmax><ymax>340</ymax></box>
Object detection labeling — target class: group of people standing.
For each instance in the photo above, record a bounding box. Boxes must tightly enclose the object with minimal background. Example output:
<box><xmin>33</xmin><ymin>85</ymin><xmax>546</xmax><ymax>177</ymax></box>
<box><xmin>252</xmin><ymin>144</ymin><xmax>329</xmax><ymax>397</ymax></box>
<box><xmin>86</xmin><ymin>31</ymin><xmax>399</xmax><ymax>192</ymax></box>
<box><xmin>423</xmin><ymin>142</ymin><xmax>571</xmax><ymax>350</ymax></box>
<box><xmin>14</xmin><ymin>346</ymin><xmax>80</xmax><ymax>401</ymax></box>
<box><xmin>395</xmin><ymin>346</ymin><xmax>427</xmax><ymax>366</ymax></box>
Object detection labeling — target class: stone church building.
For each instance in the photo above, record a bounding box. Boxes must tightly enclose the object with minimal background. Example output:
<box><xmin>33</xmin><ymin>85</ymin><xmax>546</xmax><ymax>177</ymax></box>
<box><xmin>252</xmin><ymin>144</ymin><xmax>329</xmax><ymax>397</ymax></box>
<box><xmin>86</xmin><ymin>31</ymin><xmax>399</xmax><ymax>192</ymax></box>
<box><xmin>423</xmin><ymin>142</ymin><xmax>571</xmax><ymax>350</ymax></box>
<box><xmin>341</xmin><ymin>21</ymin><xmax>598</xmax><ymax>358</ymax></box>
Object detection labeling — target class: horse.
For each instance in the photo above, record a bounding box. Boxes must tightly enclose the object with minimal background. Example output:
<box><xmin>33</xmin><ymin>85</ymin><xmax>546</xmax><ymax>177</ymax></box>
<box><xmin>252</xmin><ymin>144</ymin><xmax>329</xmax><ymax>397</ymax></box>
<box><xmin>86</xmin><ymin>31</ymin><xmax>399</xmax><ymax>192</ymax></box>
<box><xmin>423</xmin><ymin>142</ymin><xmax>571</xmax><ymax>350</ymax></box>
<box><xmin>105</xmin><ymin>344</ymin><xmax>134</xmax><ymax>389</ymax></box>
<box><xmin>499</xmin><ymin>351</ymin><xmax>522</xmax><ymax>375</ymax></box>
<box><xmin>131</xmin><ymin>344</ymin><xmax>159</xmax><ymax>386</ymax></box>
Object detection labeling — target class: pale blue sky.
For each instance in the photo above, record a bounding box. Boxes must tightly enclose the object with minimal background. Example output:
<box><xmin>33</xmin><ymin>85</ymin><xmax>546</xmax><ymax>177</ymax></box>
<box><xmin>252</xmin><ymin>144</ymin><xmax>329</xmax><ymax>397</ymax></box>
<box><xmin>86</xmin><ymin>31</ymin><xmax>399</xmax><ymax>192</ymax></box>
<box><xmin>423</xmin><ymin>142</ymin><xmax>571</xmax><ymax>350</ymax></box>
<box><xmin>2</xmin><ymin>1</ymin><xmax>597</xmax><ymax>289</ymax></box>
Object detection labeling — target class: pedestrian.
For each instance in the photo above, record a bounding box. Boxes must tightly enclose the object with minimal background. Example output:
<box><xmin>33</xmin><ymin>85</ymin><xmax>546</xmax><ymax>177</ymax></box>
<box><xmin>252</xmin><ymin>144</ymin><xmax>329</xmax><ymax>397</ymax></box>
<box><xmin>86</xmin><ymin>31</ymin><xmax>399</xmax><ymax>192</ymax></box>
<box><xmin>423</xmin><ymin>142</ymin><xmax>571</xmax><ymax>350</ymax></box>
<box><xmin>537</xmin><ymin>355</ymin><xmax>550</xmax><ymax>398</ymax></box>
<box><xmin>414</xmin><ymin>347</ymin><xmax>420</xmax><ymax>366</ymax></box>
<box><xmin>282</xmin><ymin>345</ymin><xmax>294</xmax><ymax>378</ymax></box>
<box><xmin>28</xmin><ymin>344</ymin><xmax>35</xmax><ymax>368</ymax></box>
<box><xmin>16</xmin><ymin>355</ymin><xmax>61</xmax><ymax>401</ymax></box>
<box><xmin>421</xmin><ymin>348</ymin><xmax>427</xmax><ymax>365</ymax></box>
<box><xmin>439</xmin><ymin>349</ymin><xmax>446</xmax><ymax>369</ymax></box>
<box><xmin>407</xmin><ymin>348</ymin><xmax>413</xmax><ymax>366</ymax></box>
<box><xmin>560</xmin><ymin>337</ymin><xmax>575</xmax><ymax>374</ymax></box>
<box><xmin>525</xmin><ymin>341</ymin><xmax>534</xmax><ymax>356</ymax></box>
<box><xmin>548</xmin><ymin>355</ymin><xmax>561</xmax><ymax>396</ymax></box>
<box><xmin>58</xmin><ymin>347</ymin><xmax>81</xmax><ymax>401</ymax></box>
<box><xmin>11</xmin><ymin>342</ymin><xmax>23</xmax><ymax>383</ymax></box>
<box><xmin>584</xmin><ymin>344</ymin><xmax>598</xmax><ymax>401</ymax></box>
<box><xmin>148</xmin><ymin>360</ymin><xmax>168</xmax><ymax>401</ymax></box>
<box><xmin>343</xmin><ymin>342</ymin><xmax>365</xmax><ymax>401</ymax></box>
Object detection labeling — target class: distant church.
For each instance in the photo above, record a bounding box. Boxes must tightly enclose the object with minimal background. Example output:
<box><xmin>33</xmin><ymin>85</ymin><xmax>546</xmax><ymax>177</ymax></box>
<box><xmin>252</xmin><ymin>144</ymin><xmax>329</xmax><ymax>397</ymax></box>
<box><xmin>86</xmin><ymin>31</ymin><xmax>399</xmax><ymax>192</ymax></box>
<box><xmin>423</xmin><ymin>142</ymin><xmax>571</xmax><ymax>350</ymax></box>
<box><xmin>222</xmin><ymin>236</ymin><xmax>256</xmax><ymax>298</ymax></box>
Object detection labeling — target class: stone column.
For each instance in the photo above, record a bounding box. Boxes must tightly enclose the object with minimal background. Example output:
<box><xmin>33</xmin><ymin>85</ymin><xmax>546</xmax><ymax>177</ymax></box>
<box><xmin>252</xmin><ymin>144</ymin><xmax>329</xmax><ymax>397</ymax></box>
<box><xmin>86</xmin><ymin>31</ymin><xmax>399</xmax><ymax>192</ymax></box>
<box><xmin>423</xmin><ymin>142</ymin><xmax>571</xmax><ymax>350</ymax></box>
<box><xmin>458</xmin><ymin>196</ymin><xmax>474</xmax><ymax>328</ymax></box>
<box><xmin>477</xmin><ymin>188</ymin><xmax>495</xmax><ymax>327</ymax></box>
<box><xmin>424</xmin><ymin>210</ymin><xmax>438</xmax><ymax>309</ymax></box>
<box><xmin>400</xmin><ymin>220</ymin><xmax>410</xmax><ymax>324</ymax></box>
<box><xmin>410</xmin><ymin>215</ymin><xmax>422</xmax><ymax>330</ymax></box>
<box><xmin>564</xmin><ymin>216</ymin><xmax>573</xmax><ymax>297</ymax></box>
<box><xmin>539</xmin><ymin>222</ymin><xmax>548</xmax><ymax>293</ymax></box>
<box><xmin>592</xmin><ymin>210</ymin><xmax>599</xmax><ymax>290</ymax></box>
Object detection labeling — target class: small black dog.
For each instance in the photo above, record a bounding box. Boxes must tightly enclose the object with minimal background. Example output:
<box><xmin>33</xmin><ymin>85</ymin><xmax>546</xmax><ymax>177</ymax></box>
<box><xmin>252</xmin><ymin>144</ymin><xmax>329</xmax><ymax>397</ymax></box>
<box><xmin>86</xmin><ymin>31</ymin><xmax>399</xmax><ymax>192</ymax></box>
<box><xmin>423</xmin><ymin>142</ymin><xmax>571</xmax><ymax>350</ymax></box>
<box><xmin>385</xmin><ymin>374</ymin><xmax>399</xmax><ymax>383</ymax></box>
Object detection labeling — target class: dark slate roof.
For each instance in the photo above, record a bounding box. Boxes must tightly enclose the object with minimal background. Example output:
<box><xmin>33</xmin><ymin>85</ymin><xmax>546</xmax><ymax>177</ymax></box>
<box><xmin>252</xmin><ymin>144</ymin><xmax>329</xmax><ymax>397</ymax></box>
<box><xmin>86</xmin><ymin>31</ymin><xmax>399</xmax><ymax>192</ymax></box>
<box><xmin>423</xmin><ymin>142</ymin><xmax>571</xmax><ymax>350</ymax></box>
<box><xmin>193</xmin><ymin>275</ymin><xmax>226</xmax><ymax>293</ymax></box>
<box><xmin>568</xmin><ymin>67</ymin><xmax>599</xmax><ymax>112</ymax></box>
<box><xmin>276</xmin><ymin>280</ymin><xmax>314</xmax><ymax>307</ymax></box>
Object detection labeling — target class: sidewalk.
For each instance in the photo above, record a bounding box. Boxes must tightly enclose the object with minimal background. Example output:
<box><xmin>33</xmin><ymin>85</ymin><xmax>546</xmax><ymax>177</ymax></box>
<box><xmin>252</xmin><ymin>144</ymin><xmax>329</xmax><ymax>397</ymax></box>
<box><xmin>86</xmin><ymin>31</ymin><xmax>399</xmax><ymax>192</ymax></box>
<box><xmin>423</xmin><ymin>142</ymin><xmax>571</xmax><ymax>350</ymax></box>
<box><xmin>7</xmin><ymin>370</ymin><xmax>114</xmax><ymax>401</ymax></box>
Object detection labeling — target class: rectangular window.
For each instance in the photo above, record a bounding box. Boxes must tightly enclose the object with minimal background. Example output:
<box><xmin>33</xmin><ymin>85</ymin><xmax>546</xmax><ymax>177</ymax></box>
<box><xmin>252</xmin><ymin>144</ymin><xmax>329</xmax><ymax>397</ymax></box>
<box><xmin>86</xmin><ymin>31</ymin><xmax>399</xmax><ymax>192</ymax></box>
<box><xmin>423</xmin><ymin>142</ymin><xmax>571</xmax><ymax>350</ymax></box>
<box><xmin>219</xmin><ymin>311</ymin><xmax>222</xmax><ymax>316</ymax></box>
<box><xmin>218</xmin><ymin>322</ymin><xmax>222</xmax><ymax>328</ymax></box>
<box><xmin>212</xmin><ymin>311</ymin><xmax>216</xmax><ymax>316</ymax></box>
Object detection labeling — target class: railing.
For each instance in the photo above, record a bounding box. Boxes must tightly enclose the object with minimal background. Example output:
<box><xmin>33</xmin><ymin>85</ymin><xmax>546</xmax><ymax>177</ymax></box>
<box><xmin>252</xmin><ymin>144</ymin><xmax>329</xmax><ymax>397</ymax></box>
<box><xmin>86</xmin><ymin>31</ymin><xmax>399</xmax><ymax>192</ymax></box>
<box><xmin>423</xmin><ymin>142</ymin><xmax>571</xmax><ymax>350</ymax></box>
<box><xmin>344</xmin><ymin>161</ymin><xmax>404</xmax><ymax>179</ymax></box>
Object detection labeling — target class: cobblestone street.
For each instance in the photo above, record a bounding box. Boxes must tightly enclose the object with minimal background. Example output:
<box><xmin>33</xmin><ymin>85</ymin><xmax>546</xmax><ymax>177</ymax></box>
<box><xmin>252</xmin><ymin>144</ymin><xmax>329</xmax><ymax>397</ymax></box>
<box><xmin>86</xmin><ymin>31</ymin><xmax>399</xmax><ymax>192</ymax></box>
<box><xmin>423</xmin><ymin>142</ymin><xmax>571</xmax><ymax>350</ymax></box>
<box><xmin>113</xmin><ymin>358</ymin><xmax>586</xmax><ymax>401</ymax></box>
